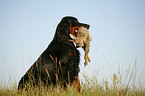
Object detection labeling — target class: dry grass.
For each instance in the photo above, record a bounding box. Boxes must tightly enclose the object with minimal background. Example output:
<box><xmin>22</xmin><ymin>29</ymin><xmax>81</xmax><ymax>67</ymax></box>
<box><xmin>0</xmin><ymin>57</ymin><xmax>145</xmax><ymax>96</ymax></box>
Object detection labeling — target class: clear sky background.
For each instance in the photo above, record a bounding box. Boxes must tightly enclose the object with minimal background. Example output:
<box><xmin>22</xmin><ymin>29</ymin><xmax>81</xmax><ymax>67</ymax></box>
<box><xmin>0</xmin><ymin>0</ymin><xmax>145</xmax><ymax>88</ymax></box>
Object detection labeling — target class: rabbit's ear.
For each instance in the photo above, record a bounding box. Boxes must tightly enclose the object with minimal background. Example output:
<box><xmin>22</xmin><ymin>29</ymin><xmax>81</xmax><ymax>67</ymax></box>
<box><xmin>69</xmin><ymin>34</ymin><xmax>76</xmax><ymax>40</ymax></box>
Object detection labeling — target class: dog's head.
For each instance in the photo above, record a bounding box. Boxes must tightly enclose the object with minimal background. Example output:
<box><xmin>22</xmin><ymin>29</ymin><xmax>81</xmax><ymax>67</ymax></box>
<box><xmin>54</xmin><ymin>16</ymin><xmax>90</xmax><ymax>45</ymax></box>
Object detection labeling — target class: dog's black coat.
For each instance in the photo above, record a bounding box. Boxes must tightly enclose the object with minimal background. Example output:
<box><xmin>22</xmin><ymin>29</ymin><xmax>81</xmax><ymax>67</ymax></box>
<box><xmin>18</xmin><ymin>16</ymin><xmax>90</xmax><ymax>90</ymax></box>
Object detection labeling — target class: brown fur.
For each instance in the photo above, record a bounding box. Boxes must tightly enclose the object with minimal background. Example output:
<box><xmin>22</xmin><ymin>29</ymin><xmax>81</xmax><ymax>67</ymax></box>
<box><xmin>69</xmin><ymin>27</ymin><xmax>92</xmax><ymax>65</ymax></box>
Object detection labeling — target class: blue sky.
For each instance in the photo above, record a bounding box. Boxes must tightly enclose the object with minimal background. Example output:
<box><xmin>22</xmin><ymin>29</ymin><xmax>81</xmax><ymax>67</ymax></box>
<box><xmin>0</xmin><ymin>0</ymin><xmax>145</xmax><ymax>88</ymax></box>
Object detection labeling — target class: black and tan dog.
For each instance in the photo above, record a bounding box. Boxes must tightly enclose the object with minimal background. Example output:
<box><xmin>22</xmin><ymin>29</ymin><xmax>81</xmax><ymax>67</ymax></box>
<box><xmin>18</xmin><ymin>16</ymin><xmax>90</xmax><ymax>91</ymax></box>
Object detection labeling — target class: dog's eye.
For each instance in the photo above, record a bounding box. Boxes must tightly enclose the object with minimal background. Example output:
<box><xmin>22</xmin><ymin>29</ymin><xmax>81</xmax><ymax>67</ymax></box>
<box><xmin>74</xmin><ymin>29</ymin><xmax>78</xmax><ymax>33</ymax></box>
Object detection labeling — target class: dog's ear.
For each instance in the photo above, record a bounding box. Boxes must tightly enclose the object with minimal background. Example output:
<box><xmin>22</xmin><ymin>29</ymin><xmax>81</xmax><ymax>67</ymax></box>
<box><xmin>69</xmin><ymin>34</ymin><xmax>76</xmax><ymax>40</ymax></box>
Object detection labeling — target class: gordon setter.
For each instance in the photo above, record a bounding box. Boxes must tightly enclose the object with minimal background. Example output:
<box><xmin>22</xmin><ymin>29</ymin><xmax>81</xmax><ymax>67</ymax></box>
<box><xmin>18</xmin><ymin>16</ymin><xmax>90</xmax><ymax>91</ymax></box>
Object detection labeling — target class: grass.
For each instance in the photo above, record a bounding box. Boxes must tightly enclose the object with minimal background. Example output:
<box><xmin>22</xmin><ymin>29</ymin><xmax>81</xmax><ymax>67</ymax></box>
<box><xmin>0</xmin><ymin>79</ymin><xmax>144</xmax><ymax>96</ymax></box>
<box><xmin>0</xmin><ymin>57</ymin><xmax>145</xmax><ymax>96</ymax></box>
<box><xmin>0</xmin><ymin>74</ymin><xmax>144</xmax><ymax>96</ymax></box>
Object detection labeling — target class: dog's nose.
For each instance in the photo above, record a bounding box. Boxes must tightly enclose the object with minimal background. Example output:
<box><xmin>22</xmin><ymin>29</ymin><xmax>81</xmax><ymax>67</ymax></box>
<box><xmin>86</xmin><ymin>24</ymin><xmax>90</xmax><ymax>29</ymax></box>
<box><xmin>80</xmin><ymin>23</ymin><xmax>90</xmax><ymax>29</ymax></box>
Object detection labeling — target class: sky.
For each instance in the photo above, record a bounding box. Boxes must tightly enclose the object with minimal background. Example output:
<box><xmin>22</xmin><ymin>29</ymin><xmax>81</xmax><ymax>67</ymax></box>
<box><xmin>0</xmin><ymin>0</ymin><xmax>145</xmax><ymax>88</ymax></box>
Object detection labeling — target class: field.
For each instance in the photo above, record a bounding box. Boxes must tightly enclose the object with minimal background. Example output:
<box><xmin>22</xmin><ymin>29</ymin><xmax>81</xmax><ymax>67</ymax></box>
<box><xmin>0</xmin><ymin>60</ymin><xmax>145</xmax><ymax>96</ymax></box>
<box><xmin>0</xmin><ymin>76</ymin><xmax>144</xmax><ymax>96</ymax></box>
